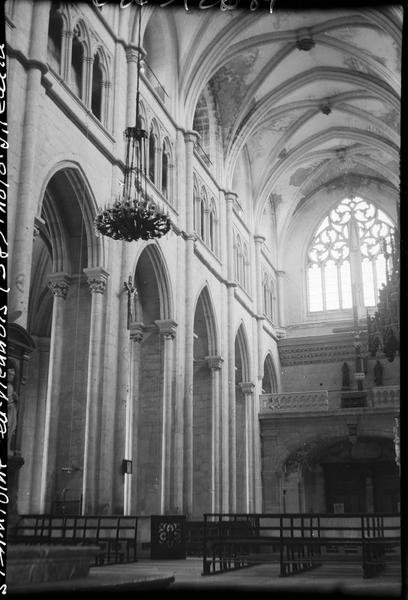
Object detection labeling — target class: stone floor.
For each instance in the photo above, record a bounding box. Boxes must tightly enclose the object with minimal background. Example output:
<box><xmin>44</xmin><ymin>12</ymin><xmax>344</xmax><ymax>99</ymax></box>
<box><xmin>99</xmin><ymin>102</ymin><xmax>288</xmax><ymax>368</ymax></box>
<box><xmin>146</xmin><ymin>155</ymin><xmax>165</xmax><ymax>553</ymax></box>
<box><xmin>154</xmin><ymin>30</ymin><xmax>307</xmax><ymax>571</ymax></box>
<box><xmin>8</xmin><ymin>556</ymin><xmax>403</xmax><ymax>599</ymax></box>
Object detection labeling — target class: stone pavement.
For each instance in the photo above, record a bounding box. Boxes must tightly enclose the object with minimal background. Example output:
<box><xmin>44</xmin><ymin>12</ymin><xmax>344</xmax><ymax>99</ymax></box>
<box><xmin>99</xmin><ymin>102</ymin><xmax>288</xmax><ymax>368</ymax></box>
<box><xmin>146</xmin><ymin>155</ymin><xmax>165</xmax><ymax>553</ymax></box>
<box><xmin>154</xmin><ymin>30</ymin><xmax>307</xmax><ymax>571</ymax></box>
<box><xmin>8</xmin><ymin>556</ymin><xmax>403</xmax><ymax>599</ymax></box>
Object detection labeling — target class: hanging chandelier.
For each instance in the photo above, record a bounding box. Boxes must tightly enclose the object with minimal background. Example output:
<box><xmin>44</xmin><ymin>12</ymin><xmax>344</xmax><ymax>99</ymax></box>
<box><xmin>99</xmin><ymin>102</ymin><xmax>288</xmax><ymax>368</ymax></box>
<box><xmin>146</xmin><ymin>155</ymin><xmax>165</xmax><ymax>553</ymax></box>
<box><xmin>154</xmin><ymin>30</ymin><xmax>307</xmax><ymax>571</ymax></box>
<box><xmin>95</xmin><ymin>4</ymin><xmax>171</xmax><ymax>242</ymax></box>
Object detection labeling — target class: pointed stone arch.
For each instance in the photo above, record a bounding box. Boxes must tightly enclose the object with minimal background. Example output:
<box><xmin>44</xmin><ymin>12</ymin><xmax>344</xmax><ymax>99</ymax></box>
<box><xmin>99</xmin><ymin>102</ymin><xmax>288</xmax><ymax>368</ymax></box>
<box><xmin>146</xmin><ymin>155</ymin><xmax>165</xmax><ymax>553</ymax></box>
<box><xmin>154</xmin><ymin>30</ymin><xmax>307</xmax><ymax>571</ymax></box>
<box><xmin>234</xmin><ymin>321</ymin><xmax>252</xmax><ymax>512</ymax></box>
<box><xmin>193</xmin><ymin>284</ymin><xmax>219</xmax><ymax>357</ymax></box>
<box><xmin>37</xmin><ymin>162</ymin><xmax>104</xmax><ymax>271</ymax></box>
<box><xmin>141</xmin><ymin>7</ymin><xmax>177</xmax><ymax>103</ymax></box>
<box><xmin>262</xmin><ymin>352</ymin><xmax>278</xmax><ymax>394</ymax></box>
<box><xmin>191</xmin><ymin>284</ymin><xmax>220</xmax><ymax>517</ymax></box>
<box><xmin>133</xmin><ymin>242</ymin><xmax>173</xmax><ymax>322</ymax></box>
<box><xmin>132</xmin><ymin>243</ymin><xmax>174</xmax><ymax>515</ymax></box>
<box><xmin>22</xmin><ymin>162</ymin><xmax>107</xmax><ymax>514</ymax></box>
<box><xmin>280</xmin><ymin>435</ymin><xmax>399</xmax><ymax>514</ymax></box>
<box><xmin>235</xmin><ymin>321</ymin><xmax>251</xmax><ymax>383</ymax></box>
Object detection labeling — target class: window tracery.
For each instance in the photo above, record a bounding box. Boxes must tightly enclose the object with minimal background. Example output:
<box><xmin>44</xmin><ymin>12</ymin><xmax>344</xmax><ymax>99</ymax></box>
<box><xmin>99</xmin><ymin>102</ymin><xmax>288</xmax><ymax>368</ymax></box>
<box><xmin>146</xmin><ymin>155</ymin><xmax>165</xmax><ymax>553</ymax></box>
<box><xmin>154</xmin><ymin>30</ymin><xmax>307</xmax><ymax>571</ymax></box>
<box><xmin>307</xmin><ymin>197</ymin><xmax>395</xmax><ymax>313</ymax></box>
<box><xmin>234</xmin><ymin>232</ymin><xmax>249</xmax><ymax>292</ymax></box>
<box><xmin>47</xmin><ymin>3</ymin><xmax>63</xmax><ymax>74</ymax></box>
<box><xmin>47</xmin><ymin>5</ymin><xmax>112</xmax><ymax>127</ymax></box>
<box><xmin>262</xmin><ymin>271</ymin><xmax>276</xmax><ymax>322</ymax></box>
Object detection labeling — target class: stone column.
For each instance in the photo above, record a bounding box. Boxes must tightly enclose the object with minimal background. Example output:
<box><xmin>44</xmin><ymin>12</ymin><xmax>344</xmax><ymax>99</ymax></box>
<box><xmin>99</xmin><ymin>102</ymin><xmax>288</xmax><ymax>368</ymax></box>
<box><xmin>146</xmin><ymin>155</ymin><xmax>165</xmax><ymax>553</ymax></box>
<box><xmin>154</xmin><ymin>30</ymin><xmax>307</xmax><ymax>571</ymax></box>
<box><xmin>61</xmin><ymin>31</ymin><xmax>73</xmax><ymax>81</ymax></box>
<box><xmin>254</xmin><ymin>235</ymin><xmax>266</xmax><ymax>378</ymax></box>
<box><xmin>349</xmin><ymin>212</ymin><xmax>365</xmax><ymax>322</ymax></box>
<box><xmin>82</xmin><ymin>56</ymin><xmax>94</xmax><ymax>107</ymax></box>
<box><xmin>112</xmin><ymin>44</ymin><xmax>142</xmax><ymax>512</ymax></box>
<box><xmin>156</xmin><ymin>319</ymin><xmax>177</xmax><ymax>514</ymax></box>
<box><xmin>102</xmin><ymin>81</ymin><xmax>112</xmax><ymax>129</ymax></box>
<box><xmin>81</xmin><ymin>267</ymin><xmax>109</xmax><ymax>514</ymax></box>
<box><xmin>225</xmin><ymin>191</ymin><xmax>237</xmax><ymax>512</ymax></box>
<box><xmin>30</xmin><ymin>338</ymin><xmax>50</xmax><ymax>512</ymax></box>
<box><xmin>40</xmin><ymin>273</ymin><xmax>71</xmax><ymax>512</ymax></box>
<box><xmin>240</xmin><ymin>381</ymin><xmax>255</xmax><ymax>512</ymax></box>
<box><xmin>125</xmin><ymin>47</ymin><xmax>142</xmax><ymax>127</ymax></box>
<box><xmin>206</xmin><ymin>355</ymin><xmax>223</xmax><ymax>513</ymax></box>
<box><xmin>124</xmin><ymin>322</ymin><xmax>143</xmax><ymax>515</ymax></box>
<box><xmin>183</xmin><ymin>130</ymin><xmax>199</xmax><ymax>517</ymax></box>
<box><xmin>172</xmin><ymin>131</ymin><xmax>187</xmax><ymax>514</ymax></box>
<box><xmin>9</xmin><ymin>1</ymin><xmax>50</xmax><ymax>325</ymax></box>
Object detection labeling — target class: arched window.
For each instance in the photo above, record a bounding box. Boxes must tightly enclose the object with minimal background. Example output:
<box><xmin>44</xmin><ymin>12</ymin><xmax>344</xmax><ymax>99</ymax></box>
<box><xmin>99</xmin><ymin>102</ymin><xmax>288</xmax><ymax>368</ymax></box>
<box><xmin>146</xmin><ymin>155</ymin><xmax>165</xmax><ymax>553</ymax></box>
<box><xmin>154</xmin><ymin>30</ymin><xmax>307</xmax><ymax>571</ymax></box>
<box><xmin>242</xmin><ymin>243</ymin><xmax>249</xmax><ymax>290</ymax></box>
<box><xmin>272</xmin><ymin>279</ymin><xmax>278</xmax><ymax>322</ymax></box>
<box><xmin>71</xmin><ymin>27</ymin><xmax>84</xmax><ymax>99</ymax></box>
<box><xmin>209</xmin><ymin>198</ymin><xmax>217</xmax><ymax>253</ymax></box>
<box><xmin>149</xmin><ymin>128</ymin><xmax>156</xmax><ymax>183</ymax></box>
<box><xmin>47</xmin><ymin>3</ymin><xmax>63</xmax><ymax>74</ymax></box>
<box><xmin>262</xmin><ymin>271</ymin><xmax>275</xmax><ymax>319</ymax></box>
<box><xmin>136</xmin><ymin>102</ymin><xmax>147</xmax><ymax>172</ymax></box>
<box><xmin>307</xmin><ymin>197</ymin><xmax>395</xmax><ymax>313</ymax></box>
<box><xmin>200</xmin><ymin>187</ymin><xmax>207</xmax><ymax>241</ymax></box>
<box><xmin>235</xmin><ymin>234</ymin><xmax>241</xmax><ymax>282</ymax></box>
<box><xmin>193</xmin><ymin>177</ymin><xmax>199</xmax><ymax>232</ymax></box>
<box><xmin>193</xmin><ymin>95</ymin><xmax>210</xmax><ymax>155</ymax></box>
<box><xmin>91</xmin><ymin>53</ymin><xmax>103</xmax><ymax>120</ymax></box>
<box><xmin>262</xmin><ymin>272</ymin><xmax>268</xmax><ymax>316</ymax></box>
<box><xmin>161</xmin><ymin>140</ymin><xmax>172</xmax><ymax>201</ymax></box>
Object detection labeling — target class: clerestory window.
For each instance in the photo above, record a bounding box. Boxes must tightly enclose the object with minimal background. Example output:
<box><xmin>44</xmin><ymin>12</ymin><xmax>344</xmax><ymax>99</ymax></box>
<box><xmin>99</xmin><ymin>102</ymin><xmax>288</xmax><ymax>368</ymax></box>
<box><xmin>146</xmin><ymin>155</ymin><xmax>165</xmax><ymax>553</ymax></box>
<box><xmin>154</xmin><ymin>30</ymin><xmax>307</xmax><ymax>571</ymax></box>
<box><xmin>307</xmin><ymin>197</ymin><xmax>395</xmax><ymax>313</ymax></box>
<box><xmin>47</xmin><ymin>3</ymin><xmax>63</xmax><ymax>74</ymax></box>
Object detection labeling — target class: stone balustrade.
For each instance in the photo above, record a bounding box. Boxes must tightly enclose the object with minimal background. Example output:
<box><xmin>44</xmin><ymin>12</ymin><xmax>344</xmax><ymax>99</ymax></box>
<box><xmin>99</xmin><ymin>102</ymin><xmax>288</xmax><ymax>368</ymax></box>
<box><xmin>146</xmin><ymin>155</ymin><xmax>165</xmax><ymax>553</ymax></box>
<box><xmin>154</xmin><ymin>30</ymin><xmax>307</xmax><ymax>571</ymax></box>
<box><xmin>260</xmin><ymin>391</ymin><xmax>329</xmax><ymax>412</ymax></box>
<box><xmin>260</xmin><ymin>386</ymin><xmax>399</xmax><ymax>413</ymax></box>
<box><xmin>370</xmin><ymin>385</ymin><xmax>400</xmax><ymax>409</ymax></box>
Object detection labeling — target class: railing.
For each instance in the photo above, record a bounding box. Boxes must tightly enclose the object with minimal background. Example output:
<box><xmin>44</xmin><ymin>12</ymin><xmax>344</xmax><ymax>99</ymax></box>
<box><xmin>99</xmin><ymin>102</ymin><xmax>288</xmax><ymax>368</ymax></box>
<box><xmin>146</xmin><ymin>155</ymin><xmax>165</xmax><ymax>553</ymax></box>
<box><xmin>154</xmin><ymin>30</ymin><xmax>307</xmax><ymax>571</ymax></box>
<box><xmin>261</xmin><ymin>391</ymin><xmax>329</xmax><ymax>412</ymax></box>
<box><xmin>370</xmin><ymin>385</ymin><xmax>400</xmax><ymax>409</ymax></box>
<box><xmin>11</xmin><ymin>514</ymin><xmax>139</xmax><ymax>566</ymax></box>
<box><xmin>202</xmin><ymin>513</ymin><xmax>400</xmax><ymax>579</ymax></box>
<box><xmin>261</xmin><ymin>387</ymin><xmax>399</xmax><ymax>413</ymax></box>
<box><xmin>143</xmin><ymin>62</ymin><xmax>169</xmax><ymax>105</ymax></box>
<box><xmin>194</xmin><ymin>141</ymin><xmax>212</xmax><ymax>167</ymax></box>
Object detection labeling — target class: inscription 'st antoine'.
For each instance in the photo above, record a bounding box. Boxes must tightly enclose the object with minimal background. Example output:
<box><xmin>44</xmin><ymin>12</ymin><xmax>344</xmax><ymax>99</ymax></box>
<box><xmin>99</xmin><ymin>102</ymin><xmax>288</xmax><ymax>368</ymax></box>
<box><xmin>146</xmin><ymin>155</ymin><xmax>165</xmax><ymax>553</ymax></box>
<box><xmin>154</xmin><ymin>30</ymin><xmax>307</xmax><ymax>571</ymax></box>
<box><xmin>92</xmin><ymin>0</ymin><xmax>277</xmax><ymax>13</ymax></box>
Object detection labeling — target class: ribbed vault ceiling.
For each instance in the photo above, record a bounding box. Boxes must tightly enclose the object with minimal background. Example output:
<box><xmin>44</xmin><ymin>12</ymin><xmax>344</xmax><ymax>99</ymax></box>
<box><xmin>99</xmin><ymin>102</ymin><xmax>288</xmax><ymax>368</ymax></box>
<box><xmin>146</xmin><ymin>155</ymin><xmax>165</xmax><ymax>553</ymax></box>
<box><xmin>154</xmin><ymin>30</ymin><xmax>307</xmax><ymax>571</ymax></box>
<box><xmin>142</xmin><ymin>5</ymin><xmax>401</xmax><ymax>230</ymax></box>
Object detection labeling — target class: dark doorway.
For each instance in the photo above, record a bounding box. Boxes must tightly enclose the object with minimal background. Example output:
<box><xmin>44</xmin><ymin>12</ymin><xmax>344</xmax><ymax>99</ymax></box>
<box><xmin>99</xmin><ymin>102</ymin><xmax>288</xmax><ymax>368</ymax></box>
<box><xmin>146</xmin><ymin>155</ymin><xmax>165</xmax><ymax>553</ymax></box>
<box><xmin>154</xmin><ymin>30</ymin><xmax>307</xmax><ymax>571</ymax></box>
<box><xmin>324</xmin><ymin>460</ymin><xmax>399</xmax><ymax>513</ymax></box>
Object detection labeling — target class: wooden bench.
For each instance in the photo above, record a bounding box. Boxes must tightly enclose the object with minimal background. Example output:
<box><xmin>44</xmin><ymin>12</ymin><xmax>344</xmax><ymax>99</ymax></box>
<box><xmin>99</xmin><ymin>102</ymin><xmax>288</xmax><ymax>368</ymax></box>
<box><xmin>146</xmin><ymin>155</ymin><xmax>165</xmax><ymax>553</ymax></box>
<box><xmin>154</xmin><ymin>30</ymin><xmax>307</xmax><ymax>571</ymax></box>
<box><xmin>202</xmin><ymin>513</ymin><xmax>400</xmax><ymax>579</ymax></box>
<box><xmin>11</xmin><ymin>515</ymin><xmax>139</xmax><ymax>566</ymax></box>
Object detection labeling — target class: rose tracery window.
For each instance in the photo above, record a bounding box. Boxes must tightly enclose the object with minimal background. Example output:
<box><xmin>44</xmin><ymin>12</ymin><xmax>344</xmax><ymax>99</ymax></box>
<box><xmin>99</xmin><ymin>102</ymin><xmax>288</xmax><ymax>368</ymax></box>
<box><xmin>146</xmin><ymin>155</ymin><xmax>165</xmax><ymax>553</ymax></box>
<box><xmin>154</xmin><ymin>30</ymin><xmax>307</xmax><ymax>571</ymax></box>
<box><xmin>307</xmin><ymin>197</ymin><xmax>394</xmax><ymax>313</ymax></box>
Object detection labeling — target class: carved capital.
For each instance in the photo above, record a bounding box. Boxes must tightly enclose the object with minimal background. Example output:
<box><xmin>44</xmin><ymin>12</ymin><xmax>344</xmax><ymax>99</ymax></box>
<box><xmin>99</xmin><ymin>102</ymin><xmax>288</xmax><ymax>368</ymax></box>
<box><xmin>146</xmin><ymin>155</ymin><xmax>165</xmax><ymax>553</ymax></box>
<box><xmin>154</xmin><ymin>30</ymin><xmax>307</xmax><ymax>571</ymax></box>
<box><xmin>33</xmin><ymin>216</ymin><xmax>46</xmax><ymax>242</ymax></box>
<box><xmin>254</xmin><ymin>234</ymin><xmax>266</xmax><ymax>245</ymax></box>
<box><xmin>155</xmin><ymin>319</ymin><xmax>178</xmax><ymax>339</ymax></box>
<box><xmin>129</xmin><ymin>321</ymin><xmax>144</xmax><ymax>343</ymax></box>
<box><xmin>240</xmin><ymin>381</ymin><xmax>255</xmax><ymax>395</ymax></box>
<box><xmin>184</xmin><ymin>130</ymin><xmax>200</xmax><ymax>145</ymax></box>
<box><xmin>84</xmin><ymin>267</ymin><xmax>110</xmax><ymax>295</ymax></box>
<box><xmin>205</xmin><ymin>355</ymin><xmax>224</xmax><ymax>370</ymax></box>
<box><xmin>125</xmin><ymin>46</ymin><xmax>144</xmax><ymax>64</ymax></box>
<box><xmin>48</xmin><ymin>273</ymin><xmax>71</xmax><ymax>299</ymax></box>
<box><xmin>224</xmin><ymin>190</ymin><xmax>238</xmax><ymax>204</ymax></box>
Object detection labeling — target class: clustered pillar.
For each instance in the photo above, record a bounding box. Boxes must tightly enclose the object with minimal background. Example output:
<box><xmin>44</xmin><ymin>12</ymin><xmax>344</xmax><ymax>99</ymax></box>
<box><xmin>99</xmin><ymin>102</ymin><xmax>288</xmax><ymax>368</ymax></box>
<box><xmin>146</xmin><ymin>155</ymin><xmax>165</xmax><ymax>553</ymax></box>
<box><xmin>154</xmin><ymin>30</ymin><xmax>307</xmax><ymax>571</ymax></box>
<box><xmin>225</xmin><ymin>191</ymin><xmax>237</xmax><ymax>512</ymax></box>
<box><xmin>206</xmin><ymin>355</ymin><xmax>224</xmax><ymax>513</ymax></box>
<box><xmin>156</xmin><ymin>319</ymin><xmax>178</xmax><ymax>513</ymax></box>
<box><xmin>40</xmin><ymin>273</ymin><xmax>71</xmax><ymax>513</ymax></box>
<box><xmin>183</xmin><ymin>130</ymin><xmax>199</xmax><ymax>517</ymax></box>
<box><xmin>82</xmin><ymin>267</ymin><xmax>109</xmax><ymax>514</ymax></box>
